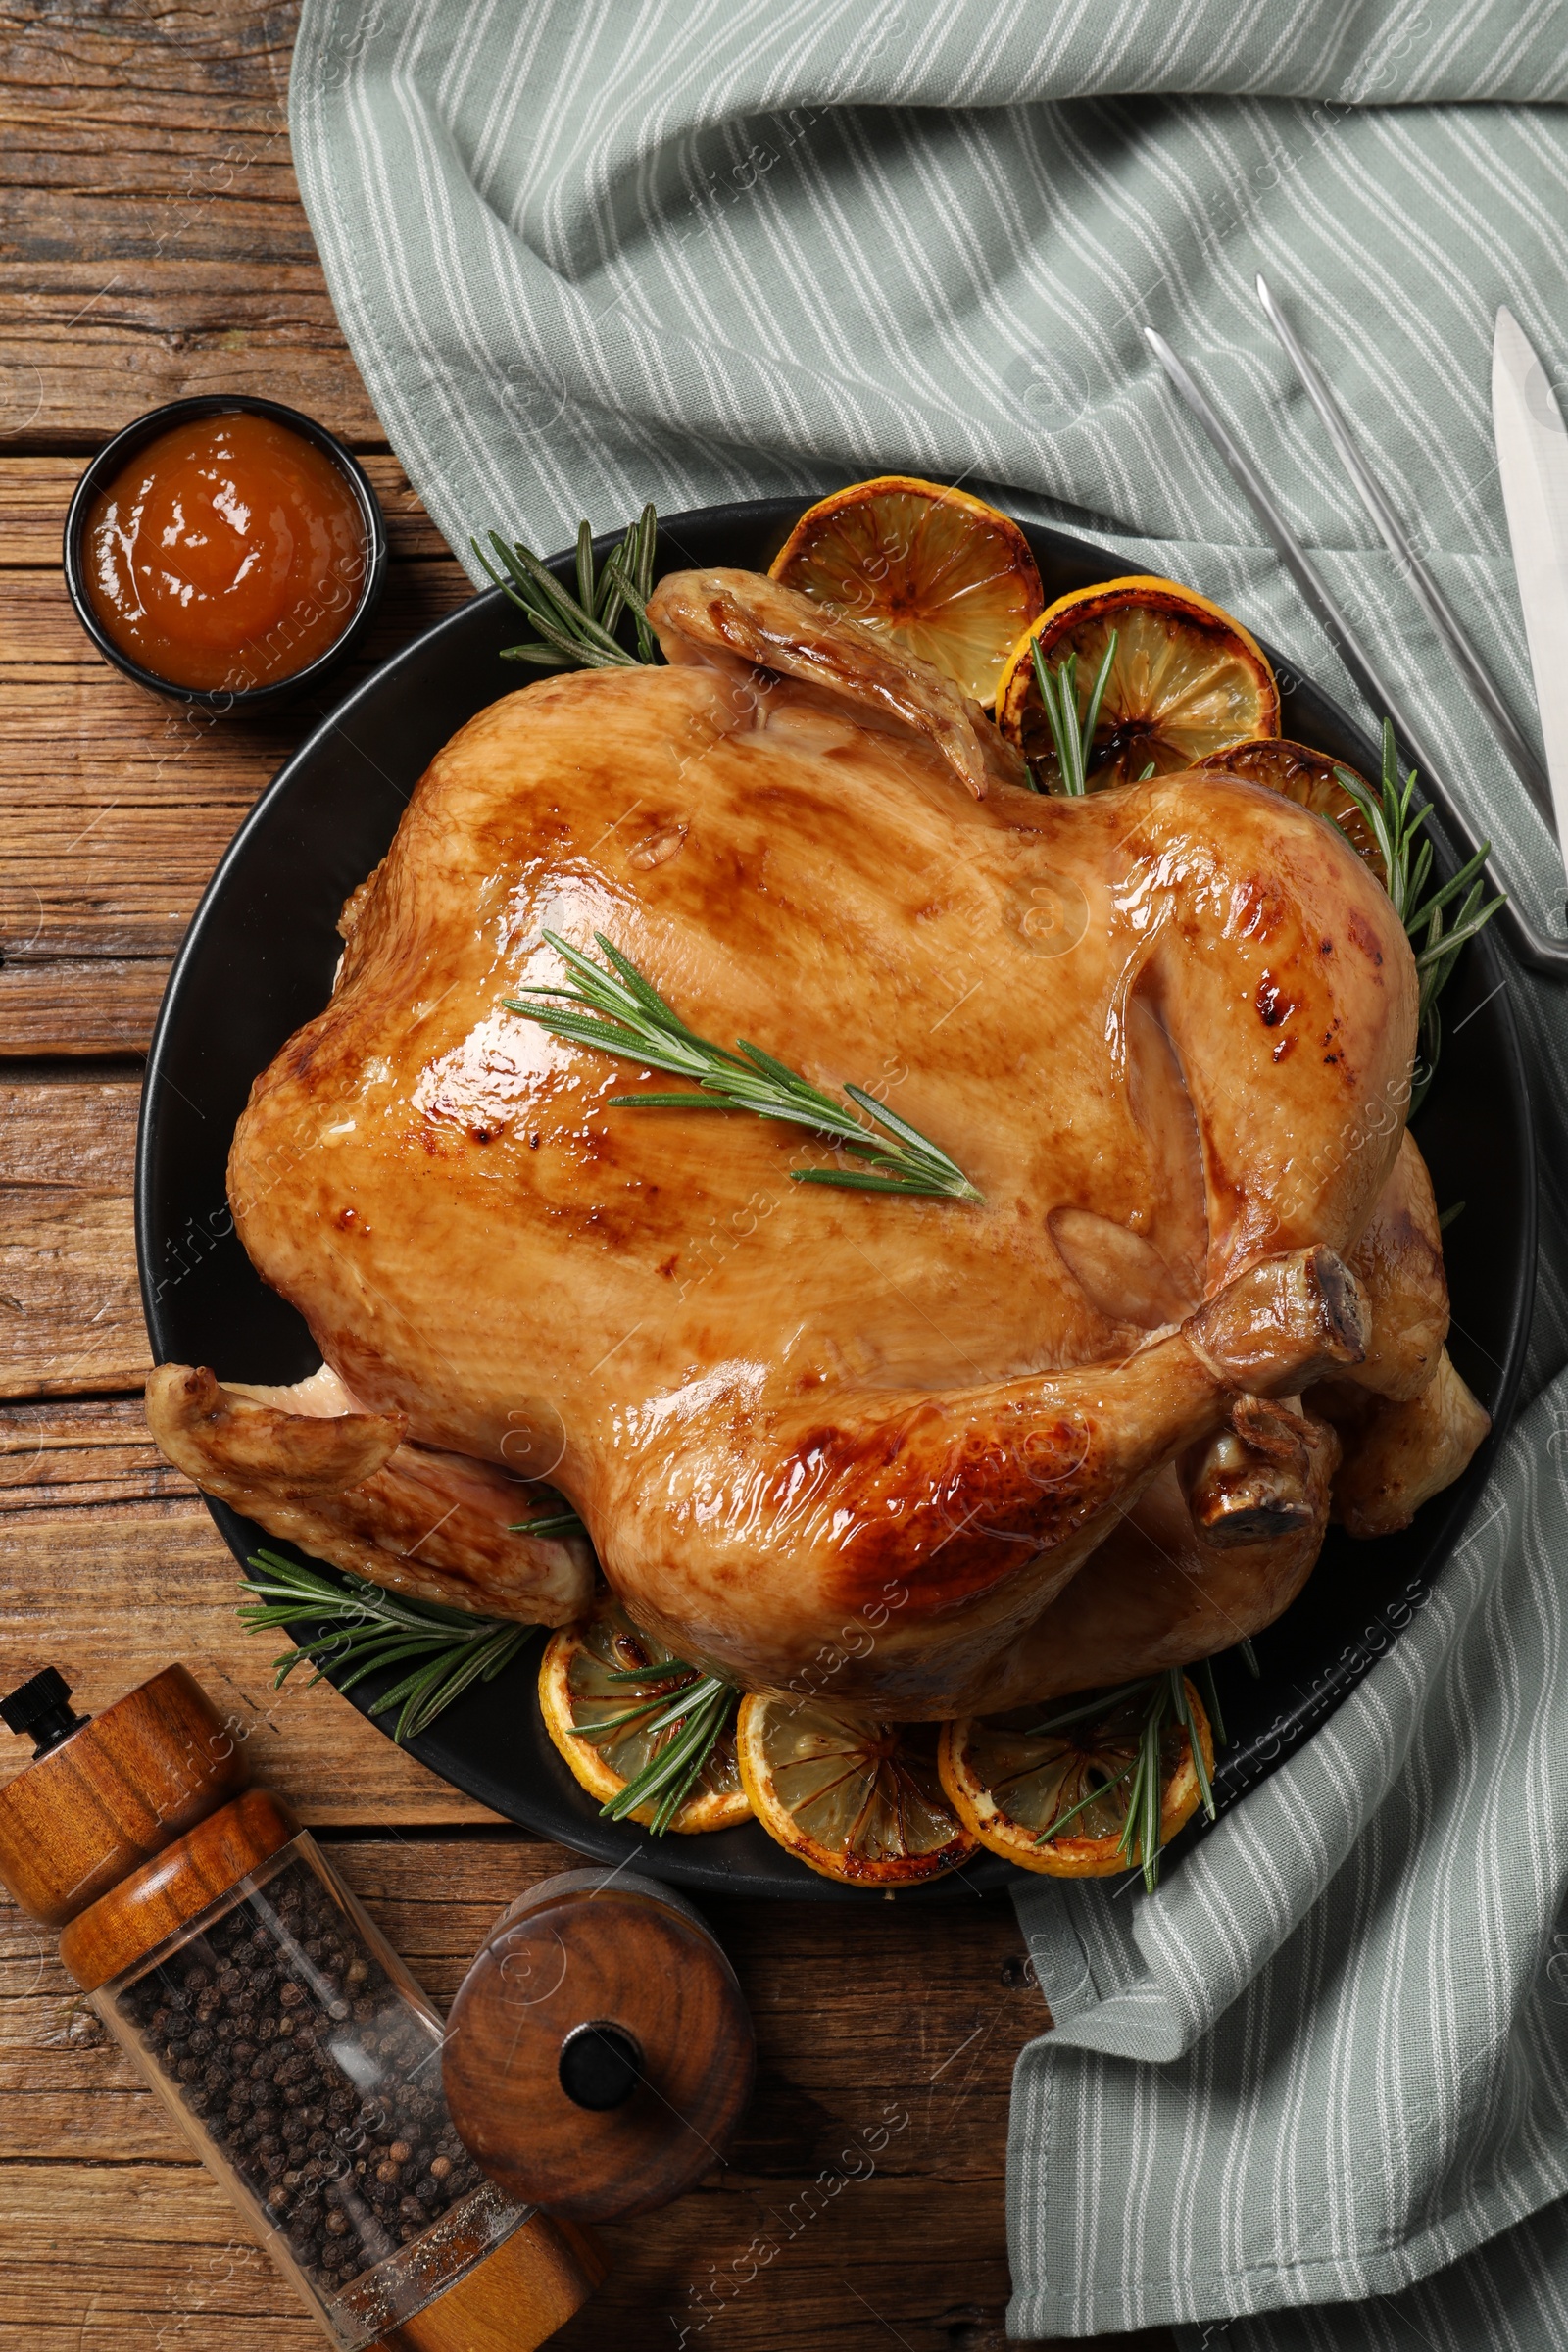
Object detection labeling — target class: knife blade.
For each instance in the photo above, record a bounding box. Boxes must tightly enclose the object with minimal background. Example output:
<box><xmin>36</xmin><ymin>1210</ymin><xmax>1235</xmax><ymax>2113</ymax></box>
<box><xmin>1493</xmin><ymin>306</ymin><xmax>1568</xmax><ymax>861</ymax></box>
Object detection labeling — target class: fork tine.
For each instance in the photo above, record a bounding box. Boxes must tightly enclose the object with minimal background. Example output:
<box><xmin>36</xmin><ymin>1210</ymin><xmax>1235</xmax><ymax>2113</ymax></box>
<box><xmin>1255</xmin><ymin>274</ymin><xmax>1551</xmax><ymax>822</ymax></box>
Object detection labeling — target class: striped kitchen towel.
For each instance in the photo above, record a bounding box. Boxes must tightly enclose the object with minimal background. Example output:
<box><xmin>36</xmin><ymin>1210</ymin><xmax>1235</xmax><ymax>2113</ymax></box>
<box><xmin>288</xmin><ymin>3</ymin><xmax>1568</xmax><ymax>2340</ymax></box>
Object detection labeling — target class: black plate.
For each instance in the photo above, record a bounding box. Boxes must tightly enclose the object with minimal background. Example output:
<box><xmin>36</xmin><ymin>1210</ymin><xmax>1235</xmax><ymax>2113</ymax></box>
<box><xmin>136</xmin><ymin>496</ymin><xmax>1536</xmax><ymax>1901</ymax></box>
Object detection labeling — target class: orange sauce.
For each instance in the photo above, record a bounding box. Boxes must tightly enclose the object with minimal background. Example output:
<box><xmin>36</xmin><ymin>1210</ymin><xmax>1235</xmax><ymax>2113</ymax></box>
<box><xmin>83</xmin><ymin>412</ymin><xmax>368</xmax><ymax>692</ymax></box>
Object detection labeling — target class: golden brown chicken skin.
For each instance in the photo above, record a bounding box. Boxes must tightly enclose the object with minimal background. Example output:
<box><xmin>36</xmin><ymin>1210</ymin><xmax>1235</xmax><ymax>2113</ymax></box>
<box><xmin>145</xmin><ymin>569</ymin><xmax>1468</xmax><ymax>1714</ymax></box>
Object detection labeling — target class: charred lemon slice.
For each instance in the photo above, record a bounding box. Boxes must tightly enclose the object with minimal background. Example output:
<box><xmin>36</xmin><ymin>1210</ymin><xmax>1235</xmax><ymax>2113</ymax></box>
<box><xmin>539</xmin><ymin>1603</ymin><xmax>749</xmax><ymax>1834</ymax></box>
<box><xmin>735</xmin><ymin>1695</ymin><xmax>976</xmax><ymax>1886</ymax></box>
<box><xmin>768</xmin><ymin>475</ymin><xmax>1043</xmax><ymax>707</ymax></box>
<box><xmin>938</xmin><ymin>1676</ymin><xmax>1212</xmax><ymax>1879</ymax></box>
<box><xmin>1197</xmin><ymin>738</ymin><xmax>1382</xmax><ymax>878</ymax></box>
<box><xmin>996</xmin><ymin>576</ymin><xmax>1279</xmax><ymax>789</ymax></box>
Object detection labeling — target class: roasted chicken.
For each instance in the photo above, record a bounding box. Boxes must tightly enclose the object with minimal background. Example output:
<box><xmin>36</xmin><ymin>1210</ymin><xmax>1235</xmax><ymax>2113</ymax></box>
<box><xmin>146</xmin><ymin>569</ymin><xmax>1488</xmax><ymax>1716</ymax></box>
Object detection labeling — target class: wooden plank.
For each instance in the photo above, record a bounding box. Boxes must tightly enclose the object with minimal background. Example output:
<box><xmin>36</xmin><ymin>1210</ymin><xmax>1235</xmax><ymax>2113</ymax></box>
<box><xmin>0</xmin><ymin>1838</ymin><xmax>1111</xmax><ymax>2352</ymax></box>
<box><xmin>0</xmin><ymin>2168</ymin><xmax>1076</xmax><ymax>2352</ymax></box>
<box><xmin>0</xmin><ymin>958</ymin><xmax>168</xmax><ymax>1061</ymax></box>
<box><xmin>0</xmin><ymin>270</ymin><xmax>383</xmax><ymax>456</ymax></box>
<box><xmin>0</xmin><ymin>0</ymin><xmax>387</xmax><ymax>451</ymax></box>
<box><xmin>0</xmin><ymin>1081</ymin><xmax>146</xmax><ymax>1396</ymax></box>
<box><xmin>0</xmin><ymin>559</ymin><xmax>473</xmax><ymax>1054</ymax></box>
<box><xmin>0</xmin><ymin>1397</ymin><xmax>178</xmax><ymax>1516</ymax></box>
<box><xmin>0</xmin><ymin>3</ymin><xmax>299</xmax><ymax>126</ymax></box>
<box><xmin>0</xmin><ymin>1494</ymin><xmax>507</xmax><ymax>1828</ymax></box>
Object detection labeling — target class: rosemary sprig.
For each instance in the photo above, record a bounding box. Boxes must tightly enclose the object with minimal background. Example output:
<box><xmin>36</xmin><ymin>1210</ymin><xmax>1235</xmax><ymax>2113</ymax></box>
<box><xmin>1026</xmin><ymin>1656</ymin><xmax>1231</xmax><ymax>1893</ymax></box>
<box><xmin>507</xmin><ymin>1505</ymin><xmax>585</xmax><ymax>1538</ymax></box>
<box><xmin>1112</xmin><ymin>1670</ymin><xmax>1218</xmax><ymax>1892</ymax></box>
<box><xmin>505</xmin><ymin>930</ymin><xmax>982</xmax><ymax>1201</ymax></box>
<box><xmin>238</xmin><ymin>1550</ymin><xmax>532</xmax><ymax>1745</ymax></box>
<box><xmin>1332</xmin><ymin>721</ymin><xmax>1504</xmax><ymax>1108</ymax></box>
<box><xmin>473</xmin><ymin>504</ymin><xmax>660</xmax><ymax>669</ymax></box>
<box><xmin>1030</xmin><ymin>629</ymin><xmax>1118</xmax><ymax>796</ymax></box>
<box><xmin>1022</xmin><ymin>1678</ymin><xmax>1154</xmax><ymax>1736</ymax></box>
<box><xmin>1194</xmin><ymin>1654</ymin><xmax>1227</xmax><ymax>1746</ymax></box>
<box><xmin>581</xmin><ymin>1657</ymin><xmax>739</xmax><ymax>1834</ymax></box>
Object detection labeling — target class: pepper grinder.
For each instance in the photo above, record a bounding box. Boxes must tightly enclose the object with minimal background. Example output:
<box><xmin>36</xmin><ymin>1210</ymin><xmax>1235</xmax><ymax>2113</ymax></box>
<box><xmin>0</xmin><ymin>1663</ymin><xmax>604</xmax><ymax>2352</ymax></box>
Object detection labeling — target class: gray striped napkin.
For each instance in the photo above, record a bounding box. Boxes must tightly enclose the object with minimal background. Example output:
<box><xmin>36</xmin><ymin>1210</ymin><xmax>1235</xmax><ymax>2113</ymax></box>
<box><xmin>289</xmin><ymin>2</ymin><xmax>1568</xmax><ymax>2338</ymax></box>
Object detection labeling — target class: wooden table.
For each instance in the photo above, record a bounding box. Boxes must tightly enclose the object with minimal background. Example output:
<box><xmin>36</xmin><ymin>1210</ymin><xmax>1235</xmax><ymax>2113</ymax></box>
<box><xmin>0</xmin><ymin>10</ymin><xmax>1176</xmax><ymax>2347</ymax></box>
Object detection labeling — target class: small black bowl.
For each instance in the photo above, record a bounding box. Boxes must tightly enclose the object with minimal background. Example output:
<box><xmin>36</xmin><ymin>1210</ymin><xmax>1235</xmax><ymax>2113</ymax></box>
<box><xmin>62</xmin><ymin>393</ymin><xmax>388</xmax><ymax>715</ymax></box>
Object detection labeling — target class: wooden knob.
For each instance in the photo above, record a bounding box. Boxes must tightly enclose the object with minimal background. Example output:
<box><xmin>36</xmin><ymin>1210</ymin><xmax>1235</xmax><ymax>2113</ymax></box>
<box><xmin>0</xmin><ymin>1664</ymin><xmax>248</xmax><ymax>1928</ymax></box>
<box><xmin>442</xmin><ymin>1870</ymin><xmax>754</xmax><ymax>2225</ymax></box>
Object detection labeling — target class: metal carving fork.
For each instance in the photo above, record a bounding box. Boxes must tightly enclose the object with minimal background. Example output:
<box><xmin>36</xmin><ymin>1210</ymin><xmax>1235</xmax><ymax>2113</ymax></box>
<box><xmin>1146</xmin><ymin>282</ymin><xmax>1568</xmax><ymax>977</ymax></box>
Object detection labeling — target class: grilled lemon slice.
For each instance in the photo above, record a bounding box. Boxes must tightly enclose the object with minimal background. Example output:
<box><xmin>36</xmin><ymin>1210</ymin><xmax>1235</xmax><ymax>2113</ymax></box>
<box><xmin>735</xmin><ymin>1694</ymin><xmax>976</xmax><ymax>1886</ymax></box>
<box><xmin>997</xmin><ymin>576</ymin><xmax>1278</xmax><ymax>789</ymax></box>
<box><xmin>938</xmin><ymin>1678</ymin><xmax>1212</xmax><ymax>1878</ymax></box>
<box><xmin>769</xmin><ymin>474</ymin><xmax>1043</xmax><ymax>707</ymax></box>
<box><xmin>1197</xmin><ymin>737</ymin><xmax>1382</xmax><ymax>877</ymax></box>
<box><xmin>539</xmin><ymin>1603</ymin><xmax>750</xmax><ymax>1834</ymax></box>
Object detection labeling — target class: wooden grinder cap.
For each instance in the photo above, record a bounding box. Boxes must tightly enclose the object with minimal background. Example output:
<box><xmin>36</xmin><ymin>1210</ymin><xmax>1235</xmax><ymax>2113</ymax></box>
<box><xmin>0</xmin><ymin>1663</ymin><xmax>248</xmax><ymax>1929</ymax></box>
<box><xmin>443</xmin><ymin>1870</ymin><xmax>755</xmax><ymax>2225</ymax></box>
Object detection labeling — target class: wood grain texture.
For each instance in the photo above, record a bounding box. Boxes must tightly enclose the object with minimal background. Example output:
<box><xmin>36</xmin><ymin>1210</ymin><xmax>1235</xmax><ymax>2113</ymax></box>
<box><xmin>0</xmin><ymin>1397</ymin><xmax>184</xmax><ymax>1514</ymax></box>
<box><xmin>0</xmin><ymin>0</ymin><xmax>477</xmax><ymax>1063</ymax></box>
<box><xmin>0</xmin><ymin>1082</ymin><xmax>145</xmax><ymax>1395</ymax></box>
<box><xmin>57</xmin><ymin>1788</ymin><xmax>298</xmax><ymax>1988</ymax></box>
<box><xmin>0</xmin><ymin>1490</ymin><xmax>510</xmax><ymax>1828</ymax></box>
<box><xmin>0</xmin><ymin>1</ymin><xmax>379</xmax><ymax>451</ymax></box>
<box><xmin>0</xmin><ymin>560</ymin><xmax>472</xmax><ymax>1055</ymax></box>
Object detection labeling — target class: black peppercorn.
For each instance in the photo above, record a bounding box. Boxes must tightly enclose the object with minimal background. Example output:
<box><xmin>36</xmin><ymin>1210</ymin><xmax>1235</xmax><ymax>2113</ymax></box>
<box><xmin>111</xmin><ymin>1855</ymin><xmax>485</xmax><ymax>2299</ymax></box>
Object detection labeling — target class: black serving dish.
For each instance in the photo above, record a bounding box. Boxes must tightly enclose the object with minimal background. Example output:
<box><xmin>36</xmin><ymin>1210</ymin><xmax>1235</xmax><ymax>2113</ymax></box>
<box><xmin>63</xmin><ymin>394</ymin><xmax>387</xmax><ymax>715</ymax></box>
<box><xmin>135</xmin><ymin>495</ymin><xmax>1536</xmax><ymax>1901</ymax></box>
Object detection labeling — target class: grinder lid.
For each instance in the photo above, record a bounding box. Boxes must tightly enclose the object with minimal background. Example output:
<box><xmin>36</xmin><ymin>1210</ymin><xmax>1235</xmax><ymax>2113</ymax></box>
<box><xmin>0</xmin><ymin>1662</ymin><xmax>248</xmax><ymax>1929</ymax></box>
<box><xmin>442</xmin><ymin>1868</ymin><xmax>754</xmax><ymax>2225</ymax></box>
